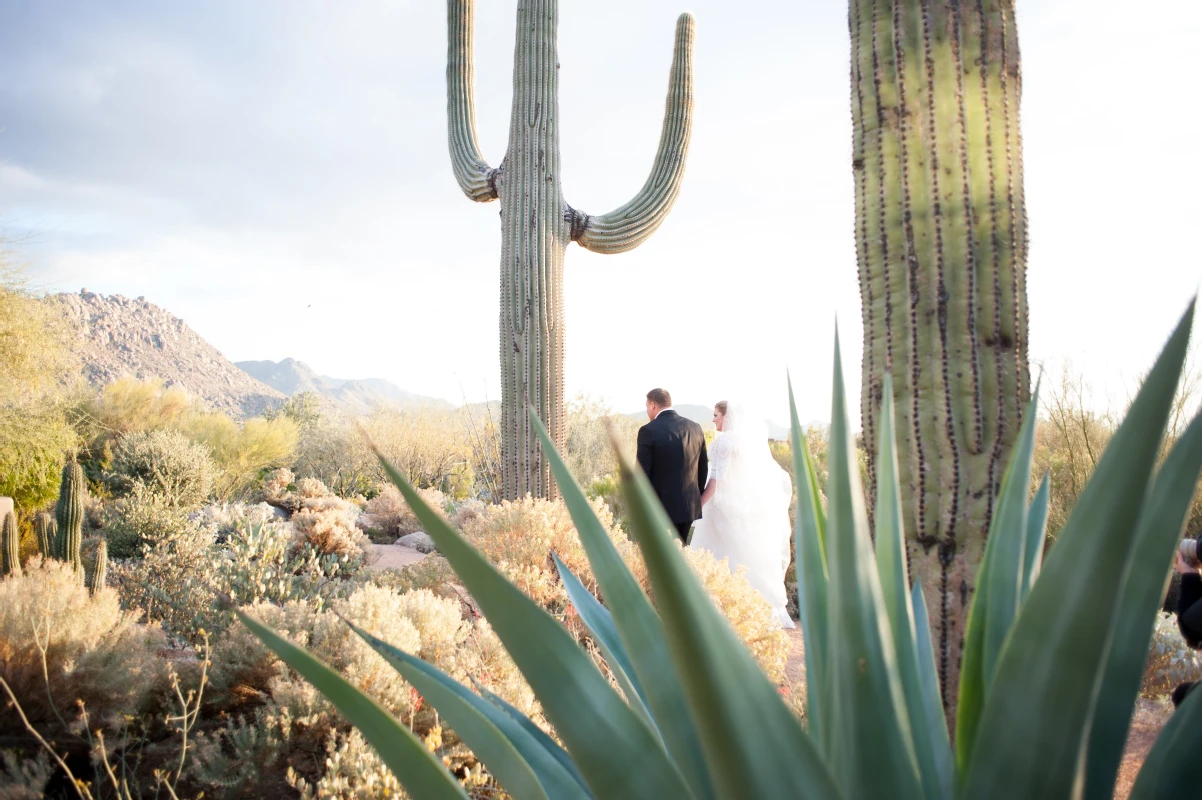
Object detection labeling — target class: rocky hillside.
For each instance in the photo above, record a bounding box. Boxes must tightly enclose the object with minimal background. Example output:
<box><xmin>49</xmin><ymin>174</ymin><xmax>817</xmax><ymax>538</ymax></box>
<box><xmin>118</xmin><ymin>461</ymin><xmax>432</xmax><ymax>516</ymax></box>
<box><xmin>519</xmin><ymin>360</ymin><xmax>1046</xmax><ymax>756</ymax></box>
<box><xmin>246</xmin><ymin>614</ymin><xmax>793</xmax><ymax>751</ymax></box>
<box><xmin>55</xmin><ymin>290</ymin><xmax>284</xmax><ymax>417</ymax></box>
<box><xmin>236</xmin><ymin>358</ymin><xmax>450</xmax><ymax>414</ymax></box>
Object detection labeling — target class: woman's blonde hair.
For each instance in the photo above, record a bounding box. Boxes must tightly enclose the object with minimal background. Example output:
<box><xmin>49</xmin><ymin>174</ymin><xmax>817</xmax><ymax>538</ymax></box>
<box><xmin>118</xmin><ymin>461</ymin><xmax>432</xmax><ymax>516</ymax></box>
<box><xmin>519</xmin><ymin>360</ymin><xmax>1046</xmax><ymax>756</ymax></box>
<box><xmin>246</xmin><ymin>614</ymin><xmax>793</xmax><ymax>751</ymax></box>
<box><xmin>715</xmin><ymin>401</ymin><xmax>728</xmax><ymax>415</ymax></box>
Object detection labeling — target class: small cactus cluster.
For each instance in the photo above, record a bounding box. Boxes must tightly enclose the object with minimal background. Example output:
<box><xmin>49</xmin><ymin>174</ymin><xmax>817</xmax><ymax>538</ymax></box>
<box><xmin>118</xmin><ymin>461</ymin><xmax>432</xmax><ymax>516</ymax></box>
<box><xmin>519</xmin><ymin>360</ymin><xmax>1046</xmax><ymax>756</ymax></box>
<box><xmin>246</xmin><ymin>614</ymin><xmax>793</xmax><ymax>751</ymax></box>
<box><xmin>55</xmin><ymin>460</ymin><xmax>85</xmax><ymax>575</ymax></box>
<box><xmin>1</xmin><ymin>508</ymin><xmax>19</xmax><ymax>578</ymax></box>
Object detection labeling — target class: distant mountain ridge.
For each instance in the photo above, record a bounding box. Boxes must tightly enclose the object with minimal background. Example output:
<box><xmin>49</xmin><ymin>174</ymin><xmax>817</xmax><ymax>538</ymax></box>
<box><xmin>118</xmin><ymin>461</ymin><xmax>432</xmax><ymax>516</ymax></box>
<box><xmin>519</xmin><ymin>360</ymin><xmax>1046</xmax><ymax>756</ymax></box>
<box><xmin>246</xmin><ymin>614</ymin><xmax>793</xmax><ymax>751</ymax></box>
<box><xmin>54</xmin><ymin>290</ymin><xmax>284</xmax><ymax>417</ymax></box>
<box><xmin>235</xmin><ymin>358</ymin><xmax>450</xmax><ymax>414</ymax></box>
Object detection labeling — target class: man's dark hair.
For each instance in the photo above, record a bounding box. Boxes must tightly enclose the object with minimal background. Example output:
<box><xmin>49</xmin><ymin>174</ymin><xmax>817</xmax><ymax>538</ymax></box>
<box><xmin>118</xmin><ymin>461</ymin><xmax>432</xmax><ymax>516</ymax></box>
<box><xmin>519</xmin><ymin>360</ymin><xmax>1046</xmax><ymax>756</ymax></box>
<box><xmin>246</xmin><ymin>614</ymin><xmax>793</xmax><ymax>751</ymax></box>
<box><xmin>646</xmin><ymin>388</ymin><xmax>672</xmax><ymax>407</ymax></box>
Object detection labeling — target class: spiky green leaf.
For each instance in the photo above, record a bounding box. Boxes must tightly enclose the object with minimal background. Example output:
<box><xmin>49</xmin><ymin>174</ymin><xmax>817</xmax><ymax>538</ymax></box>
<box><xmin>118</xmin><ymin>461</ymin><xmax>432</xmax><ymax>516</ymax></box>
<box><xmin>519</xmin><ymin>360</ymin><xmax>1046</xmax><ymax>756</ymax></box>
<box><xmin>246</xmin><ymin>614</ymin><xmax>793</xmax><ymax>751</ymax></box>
<box><xmin>234</xmin><ymin>610</ymin><xmax>468</xmax><ymax>799</ymax></box>
<box><xmin>531</xmin><ymin>410</ymin><xmax>714</xmax><ymax>800</ymax></box>
<box><xmin>963</xmin><ymin>302</ymin><xmax>1194</xmax><ymax>798</ymax></box>
<box><xmin>345</xmin><ymin>620</ymin><xmax>589</xmax><ymax>800</ymax></box>
<box><xmin>788</xmin><ymin>377</ymin><xmax>832</xmax><ymax>755</ymax></box>
<box><xmin>614</xmin><ymin>422</ymin><xmax>841</xmax><ymax>798</ymax></box>
<box><xmin>823</xmin><ymin>334</ymin><xmax>922</xmax><ymax>798</ymax></box>
<box><xmin>376</xmin><ymin>455</ymin><xmax>692</xmax><ymax>799</ymax></box>
<box><xmin>873</xmin><ymin>374</ymin><xmax>953</xmax><ymax>800</ymax></box>
<box><xmin>1083</xmin><ymin>407</ymin><xmax>1202</xmax><ymax>799</ymax></box>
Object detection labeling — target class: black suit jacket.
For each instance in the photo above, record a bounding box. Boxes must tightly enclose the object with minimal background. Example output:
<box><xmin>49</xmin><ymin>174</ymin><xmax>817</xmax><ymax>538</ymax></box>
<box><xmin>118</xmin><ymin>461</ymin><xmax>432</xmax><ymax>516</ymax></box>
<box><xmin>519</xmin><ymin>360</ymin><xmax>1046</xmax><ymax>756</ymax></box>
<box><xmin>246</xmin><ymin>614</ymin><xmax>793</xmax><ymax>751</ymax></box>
<box><xmin>636</xmin><ymin>410</ymin><xmax>708</xmax><ymax>525</ymax></box>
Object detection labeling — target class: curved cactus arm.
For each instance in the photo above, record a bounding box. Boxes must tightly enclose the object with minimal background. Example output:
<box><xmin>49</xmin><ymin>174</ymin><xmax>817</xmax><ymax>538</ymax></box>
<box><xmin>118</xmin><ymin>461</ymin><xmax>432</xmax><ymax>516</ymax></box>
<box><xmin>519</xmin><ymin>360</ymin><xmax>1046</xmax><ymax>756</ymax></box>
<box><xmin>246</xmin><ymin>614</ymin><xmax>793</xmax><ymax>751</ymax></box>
<box><xmin>447</xmin><ymin>0</ymin><xmax>499</xmax><ymax>202</ymax></box>
<box><xmin>571</xmin><ymin>13</ymin><xmax>695</xmax><ymax>254</ymax></box>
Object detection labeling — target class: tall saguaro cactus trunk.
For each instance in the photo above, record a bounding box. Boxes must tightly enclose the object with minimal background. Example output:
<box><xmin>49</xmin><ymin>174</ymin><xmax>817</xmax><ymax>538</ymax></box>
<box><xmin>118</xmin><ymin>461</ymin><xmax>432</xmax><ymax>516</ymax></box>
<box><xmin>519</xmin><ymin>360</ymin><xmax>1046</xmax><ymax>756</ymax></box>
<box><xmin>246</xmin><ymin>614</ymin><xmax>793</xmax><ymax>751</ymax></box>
<box><xmin>851</xmin><ymin>0</ymin><xmax>1029</xmax><ymax>716</ymax></box>
<box><xmin>446</xmin><ymin>0</ymin><xmax>695</xmax><ymax>499</ymax></box>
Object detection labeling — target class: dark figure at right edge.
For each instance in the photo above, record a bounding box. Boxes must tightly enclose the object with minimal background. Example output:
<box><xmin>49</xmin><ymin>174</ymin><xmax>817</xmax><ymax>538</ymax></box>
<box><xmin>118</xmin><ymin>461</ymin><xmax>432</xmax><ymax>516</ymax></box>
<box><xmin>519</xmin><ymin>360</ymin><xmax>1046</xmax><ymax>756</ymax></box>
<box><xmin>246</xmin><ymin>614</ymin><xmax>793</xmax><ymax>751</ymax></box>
<box><xmin>637</xmin><ymin>388</ymin><xmax>708</xmax><ymax>544</ymax></box>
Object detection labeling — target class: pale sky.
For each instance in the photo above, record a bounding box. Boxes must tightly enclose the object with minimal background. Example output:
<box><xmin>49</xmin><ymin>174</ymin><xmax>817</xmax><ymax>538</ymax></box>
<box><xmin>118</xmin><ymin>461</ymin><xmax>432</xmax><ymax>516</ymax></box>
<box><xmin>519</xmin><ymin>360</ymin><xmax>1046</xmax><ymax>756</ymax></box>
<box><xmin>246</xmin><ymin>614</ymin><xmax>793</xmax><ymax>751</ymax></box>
<box><xmin>1</xmin><ymin>0</ymin><xmax>1199</xmax><ymax>424</ymax></box>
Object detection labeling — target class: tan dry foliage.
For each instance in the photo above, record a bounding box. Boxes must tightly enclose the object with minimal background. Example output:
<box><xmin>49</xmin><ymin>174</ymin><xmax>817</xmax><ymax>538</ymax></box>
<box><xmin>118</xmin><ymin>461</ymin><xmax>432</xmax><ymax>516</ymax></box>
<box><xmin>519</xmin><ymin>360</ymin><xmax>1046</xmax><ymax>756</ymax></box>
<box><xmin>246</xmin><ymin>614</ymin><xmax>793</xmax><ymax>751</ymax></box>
<box><xmin>0</xmin><ymin>557</ymin><xmax>167</xmax><ymax>730</ymax></box>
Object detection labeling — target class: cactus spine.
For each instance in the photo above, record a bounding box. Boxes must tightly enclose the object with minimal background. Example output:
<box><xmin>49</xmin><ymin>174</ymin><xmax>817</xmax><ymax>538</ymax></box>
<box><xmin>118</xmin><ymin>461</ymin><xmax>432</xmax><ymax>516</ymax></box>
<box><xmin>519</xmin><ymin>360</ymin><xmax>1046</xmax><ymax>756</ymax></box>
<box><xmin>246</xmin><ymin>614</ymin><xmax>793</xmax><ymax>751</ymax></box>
<box><xmin>851</xmin><ymin>0</ymin><xmax>1029</xmax><ymax>712</ymax></box>
<box><xmin>88</xmin><ymin>539</ymin><xmax>108</xmax><ymax>594</ymax></box>
<box><xmin>35</xmin><ymin>513</ymin><xmax>56</xmax><ymax>558</ymax></box>
<box><xmin>446</xmin><ymin>0</ymin><xmax>695</xmax><ymax>499</ymax></box>
<box><xmin>55</xmin><ymin>461</ymin><xmax>86</xmax><ymax>572</ymax></box>
<box><xmin>1</xmin><ymin>510</ymin><xmax>19</xmax><ymax>577</ymax></box>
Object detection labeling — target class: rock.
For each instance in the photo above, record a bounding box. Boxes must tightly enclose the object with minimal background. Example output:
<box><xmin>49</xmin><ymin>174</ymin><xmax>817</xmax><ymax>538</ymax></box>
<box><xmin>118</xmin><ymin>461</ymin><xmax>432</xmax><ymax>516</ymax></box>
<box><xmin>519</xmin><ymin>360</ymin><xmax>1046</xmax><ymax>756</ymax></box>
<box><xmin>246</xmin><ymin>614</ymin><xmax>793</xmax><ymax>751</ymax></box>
<box><xmin>397</xmin><ymin>531</ymin><xmax>437</xmax><ymax>554</ymax></box>
<box><xmin>50</xmin><ymin>290</ymin><xmax>284</xmax><ymax>419</ymax></box>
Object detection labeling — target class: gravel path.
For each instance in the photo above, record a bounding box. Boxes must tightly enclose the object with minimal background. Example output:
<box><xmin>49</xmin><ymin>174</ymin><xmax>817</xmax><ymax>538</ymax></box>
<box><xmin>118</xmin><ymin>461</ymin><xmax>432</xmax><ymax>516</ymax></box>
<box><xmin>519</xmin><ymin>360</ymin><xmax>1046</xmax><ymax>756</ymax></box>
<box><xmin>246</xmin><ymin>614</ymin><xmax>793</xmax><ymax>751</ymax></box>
<box><xmin>368</xmin><ymin>543</ymin><xmax>427</xmax><ymax>570</ymax></box>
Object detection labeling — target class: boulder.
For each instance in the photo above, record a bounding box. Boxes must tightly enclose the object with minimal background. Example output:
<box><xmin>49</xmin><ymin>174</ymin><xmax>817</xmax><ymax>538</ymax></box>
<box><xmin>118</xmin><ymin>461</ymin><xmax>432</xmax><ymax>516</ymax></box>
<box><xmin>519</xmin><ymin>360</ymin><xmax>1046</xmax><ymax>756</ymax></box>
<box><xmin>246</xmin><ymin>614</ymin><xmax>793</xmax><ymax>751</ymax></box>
<box><xmin>397</xmin><ymin>531</ymin><xmax>437</xmax><ymax>554</ymax></box>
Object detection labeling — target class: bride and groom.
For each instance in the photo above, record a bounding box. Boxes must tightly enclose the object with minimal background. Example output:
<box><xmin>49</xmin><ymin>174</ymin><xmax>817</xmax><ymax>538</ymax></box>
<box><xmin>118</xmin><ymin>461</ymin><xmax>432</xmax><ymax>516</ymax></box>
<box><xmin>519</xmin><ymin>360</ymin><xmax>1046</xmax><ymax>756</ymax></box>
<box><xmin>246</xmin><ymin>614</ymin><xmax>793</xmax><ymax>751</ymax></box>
<box><xmin>636</xmin><ymin>388</ymin><xmax>795</xmax><ymax>629</ymax></box>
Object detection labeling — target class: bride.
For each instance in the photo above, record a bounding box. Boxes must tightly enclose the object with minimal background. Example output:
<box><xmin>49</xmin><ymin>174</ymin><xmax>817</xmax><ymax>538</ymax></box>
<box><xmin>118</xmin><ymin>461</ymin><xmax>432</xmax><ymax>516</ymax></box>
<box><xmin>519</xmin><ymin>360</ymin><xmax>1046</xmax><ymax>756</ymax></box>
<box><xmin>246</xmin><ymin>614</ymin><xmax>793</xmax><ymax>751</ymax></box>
<box><xmin>690</xmin><ymin>400</ymin><xmax>795</xmax><ymax>629</ymax></box>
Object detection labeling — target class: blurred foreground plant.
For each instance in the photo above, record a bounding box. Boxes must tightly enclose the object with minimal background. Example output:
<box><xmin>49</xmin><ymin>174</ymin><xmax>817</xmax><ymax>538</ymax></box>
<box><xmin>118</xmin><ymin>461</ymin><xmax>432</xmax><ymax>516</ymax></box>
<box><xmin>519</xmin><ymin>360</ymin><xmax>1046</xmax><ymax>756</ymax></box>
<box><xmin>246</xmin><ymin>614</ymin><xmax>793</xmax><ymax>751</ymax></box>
<box><xmin>236</xmin><ymin>305</ymin><xmax>1202</xmax><ymax>799</ymax></box>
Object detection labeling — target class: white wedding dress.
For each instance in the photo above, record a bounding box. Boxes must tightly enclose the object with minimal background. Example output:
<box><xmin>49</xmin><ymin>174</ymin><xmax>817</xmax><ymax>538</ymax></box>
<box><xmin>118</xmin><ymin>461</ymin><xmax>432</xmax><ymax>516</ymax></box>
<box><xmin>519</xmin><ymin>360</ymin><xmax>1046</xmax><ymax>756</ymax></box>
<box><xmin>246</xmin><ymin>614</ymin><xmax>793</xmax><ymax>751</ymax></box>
<box><xmin>690</xmin><ymin>402</ymin><xmax>795</xmax><ymax>629</ymax></box>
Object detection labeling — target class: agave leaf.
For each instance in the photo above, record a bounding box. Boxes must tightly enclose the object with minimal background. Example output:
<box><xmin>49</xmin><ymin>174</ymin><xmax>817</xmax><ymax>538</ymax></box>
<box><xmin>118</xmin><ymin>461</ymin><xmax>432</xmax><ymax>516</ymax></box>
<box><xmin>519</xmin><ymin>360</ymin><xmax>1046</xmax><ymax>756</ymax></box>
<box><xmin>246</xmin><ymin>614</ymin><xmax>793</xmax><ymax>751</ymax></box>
<box><xmin>530</xmin><ymin>411</ymin><xmax>714</xmax><ymax>800</ymax></box>
<box><xmin>234</xmin><ymin>610</ymin><xmax>469</xmax><ymax>799</ymax></box>
<box><xmin>343</xmin><ymin>620</ymin><xmax>590</xmax><ymax>800</ymax></box>
<box><xmin>910</xmin><ymin>579</ymin><xmax>951</xmax><ymax>783</ymax></box>
<box><xmin>613</xmin><ymin>420</ymin><xmax>841</xmax><ymax>798</ymax></box>
<box><xmin>873</xmin><ymin>374</ymin><xmax>953</xmax><ymax>800</ymax></box>
<box><xmin>375</xmin><ymin>455</ymin><xmax>693</xmax><ymax>799</ymax></box>
<box><xmin>552</xmin><ymin>553</ymin><xmax>658</xmax><ymax>734</ymax></box>
<box><xmin>981</xmin><ymin>387</ymin><xmax>1040</xmax><ymax>680</ymax></box>
<box><xmin>956</xmin><ymin>389</ymin><xmax>1040</xmax><ymax>769</ymax></box>
<box><xmin>822</xmin><ymin>334</ymin><xmax>922</xmax><ymax>798</ymax></box>
<box><xmin>1082</xmin><ymin>407</ymin><xmax>1202</xmax><ymax>800</ymax></box>
<box><xmin>1127</xmin><ymin>686</ymin><xmax>1202</xmax><ymax>799</ymax></box>
<box><xmin>473</xmin><ymin>679</ymin><xmax>591</xmax><ymax>792</ymax></box>
<box><xmin>963</xmin><ymin>302</ymin><xmax>1194</xmax><ymax>798</ymax></box>
<box><xmin>787</xmin><ymin>377</ymin><xmax>831</xmax><ymax>754</ymax></box>
<box><xmin>1023</xmin><ymin>473</ymin><xmax>1050</xmax><ymax>598</ymax></box>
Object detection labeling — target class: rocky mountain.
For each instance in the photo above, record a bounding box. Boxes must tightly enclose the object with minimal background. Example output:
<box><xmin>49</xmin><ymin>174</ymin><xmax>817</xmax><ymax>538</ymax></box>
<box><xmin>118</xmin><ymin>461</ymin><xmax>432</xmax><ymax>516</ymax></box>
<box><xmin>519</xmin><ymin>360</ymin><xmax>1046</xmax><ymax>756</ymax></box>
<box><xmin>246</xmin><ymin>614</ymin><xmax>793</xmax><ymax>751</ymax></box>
<box><xmin>236</xmin><ymin>358</ymin><xmax>450</xmax><ymax>414</ymax></box>
<box><xmin>55</xmin><ymin>289</ymin><xmax>284</xmax><ymax>418</ymax></box>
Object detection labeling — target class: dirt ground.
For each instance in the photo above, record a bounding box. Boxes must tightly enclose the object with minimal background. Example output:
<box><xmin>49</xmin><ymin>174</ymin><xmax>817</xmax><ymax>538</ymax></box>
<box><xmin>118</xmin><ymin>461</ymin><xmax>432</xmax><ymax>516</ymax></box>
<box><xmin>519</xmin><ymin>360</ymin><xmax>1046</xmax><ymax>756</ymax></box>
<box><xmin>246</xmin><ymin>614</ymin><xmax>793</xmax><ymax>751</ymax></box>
<box><xmin>781</xmin><ymin>628</ymin><xmax>1172</xmax><ymax>798</ymax></box>
<box><xmin>367</xmin><ymin>542</ymin><xmax>427</xmax><ymax>570</ymax></box>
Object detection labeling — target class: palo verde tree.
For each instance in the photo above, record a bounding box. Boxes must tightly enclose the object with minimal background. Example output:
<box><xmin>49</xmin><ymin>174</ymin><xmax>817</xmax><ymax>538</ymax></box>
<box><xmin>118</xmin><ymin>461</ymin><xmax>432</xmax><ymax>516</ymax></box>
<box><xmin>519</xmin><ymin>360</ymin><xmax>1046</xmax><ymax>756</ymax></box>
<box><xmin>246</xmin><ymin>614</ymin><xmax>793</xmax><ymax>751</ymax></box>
<box><xmin>445</xmin><ymin>0</ymin><xmax>695</xmax><ymax>499</ymax></box>
<box><xmin>851</xmin><ymin>0</ymin><xmax>1030</xmax><ymax>713</ymax></box>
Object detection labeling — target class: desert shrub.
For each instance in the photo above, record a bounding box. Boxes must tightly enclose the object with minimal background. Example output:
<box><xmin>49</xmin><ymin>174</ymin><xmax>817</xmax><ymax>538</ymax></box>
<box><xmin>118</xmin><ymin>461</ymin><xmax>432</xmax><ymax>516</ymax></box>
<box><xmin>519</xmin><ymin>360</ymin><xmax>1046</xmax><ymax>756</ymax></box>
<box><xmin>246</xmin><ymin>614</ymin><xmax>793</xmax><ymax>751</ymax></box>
<box><xmin>191</xmin><ymin>500</ymin><xmax>283</xmax><ymax>540</ymax></box>
<box><xmin>87</xmin><ymin>377</ymin><xmax>198</xmax><ymax>435</ymax></box>
<box><xmin>364</xmin><ymin>484</ymin><xmax>450</xmax><ymax>536</ymax></box>
<box><xmin>116</xmin><ymin>513</ymin><xmax>361</xmax><ymax>643</ymax></box>
<box><xmin>563</xmin><ymin>396</ymin><xmax>642</xmax><ymax>486</ymax></box>
<box><xmin>112</xmin><ymin>515</ymin><xmax>218</xmax><ymax>641</ymax></box>
<box><xmin>183</xmin><ymin>412</ymin><xmax>299</xmax><ymax>501</ymax></box>
<box><xmin>290</xmin><ymin>405</ymin><xmax>380</xmax><ymax>498</ymax></box>
<box><xmin>1141</xmin><ymin>611</ymin><xmax>1202</xmax><ymax>699</ymax></box>
<box><xmin>104</xmin><ymin>482</ymin><xmax>207</xmax><ymax>557</ymax></box>
<box><xmin>287</xmin><ymin>727</ymin><xmax>406</xmax><ymax>800</ymax></box>
<box><xmin>0</xmin><ymin>749</ymin><xmax>53</xmax><ymax>800</ymax></box>
<box><xmin>208</xmin><ymin>584</ymin><xmax>535</xmax><ymax>764</ymax></box>
<box><xmin>292</xmin><ymin>497</ymin><xmax>370</xmax><ymax>561</ymax></box>
<box><xmin>108</xmin><ymin>428</ymin><xmax>216</xmax><ymax>509</ymax></box>
<box><xmin>102</xmin><ymin>483</ymin><xmax>204</xmax><ymax>559</ymax></box>
<box><xmin>0</xmin><ymin>557</ymin><xmax>166</xmax><ymax>730</ymax></box>
<box><xmin>365</xmin><ymin>405</ymin><xmax>474</xmax><ymax>495</ymax></box>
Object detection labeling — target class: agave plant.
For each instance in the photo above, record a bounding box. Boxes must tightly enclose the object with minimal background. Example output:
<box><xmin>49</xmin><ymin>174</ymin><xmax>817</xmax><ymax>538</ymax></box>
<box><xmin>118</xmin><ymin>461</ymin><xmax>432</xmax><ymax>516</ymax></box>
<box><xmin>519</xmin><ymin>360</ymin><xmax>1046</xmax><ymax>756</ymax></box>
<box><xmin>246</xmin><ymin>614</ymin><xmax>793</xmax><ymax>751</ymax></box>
<box><xmin>238</xmin><ymin>304</ymin><xmax>1202</xmax><ymax>799</ymax></box>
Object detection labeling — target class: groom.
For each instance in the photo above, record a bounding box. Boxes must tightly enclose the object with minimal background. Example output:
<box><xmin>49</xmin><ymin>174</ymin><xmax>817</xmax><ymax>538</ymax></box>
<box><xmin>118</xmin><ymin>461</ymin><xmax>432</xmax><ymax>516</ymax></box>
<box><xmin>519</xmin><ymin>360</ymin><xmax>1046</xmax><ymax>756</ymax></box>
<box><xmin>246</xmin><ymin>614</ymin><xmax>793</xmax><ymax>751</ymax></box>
<box><xmin>637</xmin><ymin>388</ymin><xmax>708</xmax><ymax>544</ymax></box>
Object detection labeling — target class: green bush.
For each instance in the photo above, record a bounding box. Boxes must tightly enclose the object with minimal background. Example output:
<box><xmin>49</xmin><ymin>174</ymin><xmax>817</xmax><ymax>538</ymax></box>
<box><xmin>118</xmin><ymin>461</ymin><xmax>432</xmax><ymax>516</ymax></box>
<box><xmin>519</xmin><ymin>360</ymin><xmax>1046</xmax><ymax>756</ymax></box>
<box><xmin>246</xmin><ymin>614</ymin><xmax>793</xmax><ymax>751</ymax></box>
<box><xmin>102</xmin><ymin>483</ymin><xmax>204</xmax><ymax>559</ymax></box>
<box><xmin>108</xmin><ymin>428</ymin><xmax>216</xmax><ymax>509</ymax></box>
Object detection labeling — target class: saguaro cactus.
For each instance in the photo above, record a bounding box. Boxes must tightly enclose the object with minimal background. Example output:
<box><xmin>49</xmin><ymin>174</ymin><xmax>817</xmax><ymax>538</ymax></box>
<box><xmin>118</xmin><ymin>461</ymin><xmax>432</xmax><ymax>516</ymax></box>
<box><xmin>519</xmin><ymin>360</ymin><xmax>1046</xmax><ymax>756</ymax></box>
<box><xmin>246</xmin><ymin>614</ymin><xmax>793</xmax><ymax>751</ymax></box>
<box><xmin>88</xmin><ymin>539</ymin><xmax>108</xmax><ymax>594</ymax></box>
<box><xmin>1</xmin><ymin>510</ymin><xmax>19</xmax><ymax>577</ymax></box>
<box><xmin>35</xmin><ymin>512</ymin><xmax>56</xmax><ymax>558</ymax></box>
<box><xmin>446</xmin><ymin>0</ymin><xmax>695</xmax><ymax>499</ymax></box>
<box><xmin>851</xmin><ymin>0</ymin><xmax>1029</xmax><ymax>711</ymax></box>
<box><xmin>55</xmin><ymin>461</ymin><xmax>85</xmax><ymax>572</ymax></box>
